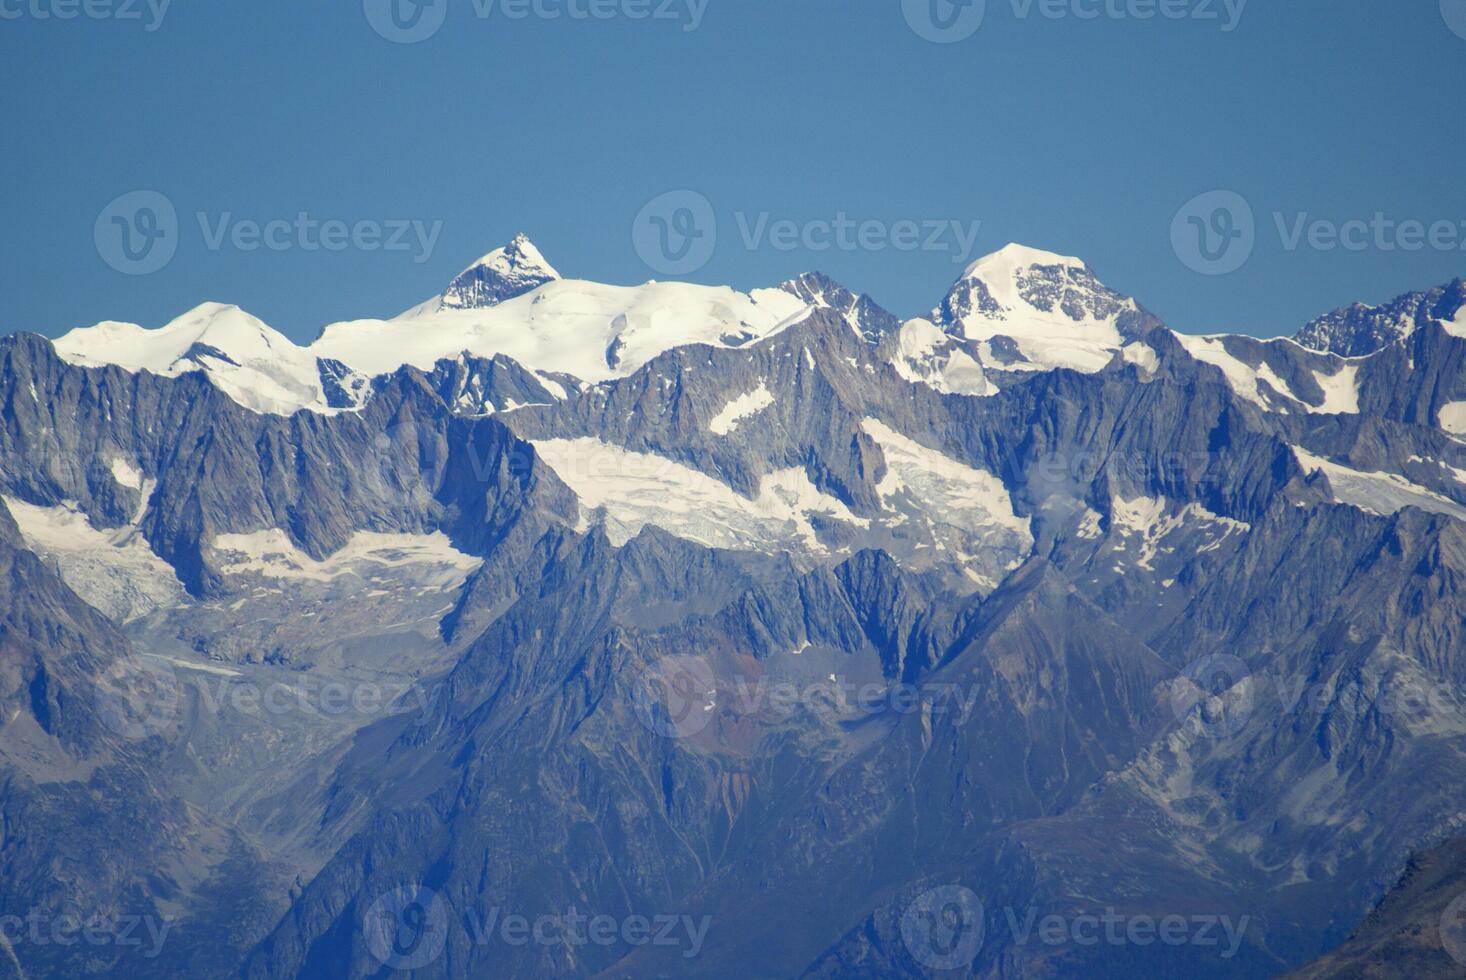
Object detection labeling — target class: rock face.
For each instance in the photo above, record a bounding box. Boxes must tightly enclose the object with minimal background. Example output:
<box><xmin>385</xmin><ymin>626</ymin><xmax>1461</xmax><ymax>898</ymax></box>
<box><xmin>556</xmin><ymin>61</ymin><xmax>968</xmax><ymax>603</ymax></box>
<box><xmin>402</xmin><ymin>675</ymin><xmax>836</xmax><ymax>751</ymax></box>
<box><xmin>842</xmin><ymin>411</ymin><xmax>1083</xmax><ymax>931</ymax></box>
<box><xmin>437</xmin><ymin>233</ymin><xmax>562</xmax><ymax>310</ymax></box>
<box><xmin>2</xmin><ymin>241</ymin><xmax>1466</xmax><ymax>977</ymax></box>
<box><xmin>1294</xmin><ymin>278</ymin><xmax>1466</xmax><ymax>356</ymax></box>
<box><xmin>1284</xmin><ymin>835</ymin><xmax>1466</xmax><ymax>979</ymax></box>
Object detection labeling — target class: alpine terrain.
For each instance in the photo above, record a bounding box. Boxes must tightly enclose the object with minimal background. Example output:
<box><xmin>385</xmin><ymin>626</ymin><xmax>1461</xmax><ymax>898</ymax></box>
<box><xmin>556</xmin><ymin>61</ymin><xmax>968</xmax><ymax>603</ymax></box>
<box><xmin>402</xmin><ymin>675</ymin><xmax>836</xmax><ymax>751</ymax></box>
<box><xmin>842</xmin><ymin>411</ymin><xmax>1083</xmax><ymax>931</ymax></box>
<box><xmin>3</xmin><ymin>234</ymin><xmax>1466</xmax><ymax>978</ymax></box>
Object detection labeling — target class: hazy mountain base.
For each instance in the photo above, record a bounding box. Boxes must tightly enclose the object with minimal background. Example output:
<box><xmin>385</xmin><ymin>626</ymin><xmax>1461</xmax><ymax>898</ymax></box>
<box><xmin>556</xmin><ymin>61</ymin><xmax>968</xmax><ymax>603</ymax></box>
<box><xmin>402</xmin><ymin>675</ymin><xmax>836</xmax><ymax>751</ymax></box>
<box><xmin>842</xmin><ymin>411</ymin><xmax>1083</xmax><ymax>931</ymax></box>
<box><xmin>1285</xmin><ymin>835</ymin><xmax>1466</xmax><ymax>979</ymax></box>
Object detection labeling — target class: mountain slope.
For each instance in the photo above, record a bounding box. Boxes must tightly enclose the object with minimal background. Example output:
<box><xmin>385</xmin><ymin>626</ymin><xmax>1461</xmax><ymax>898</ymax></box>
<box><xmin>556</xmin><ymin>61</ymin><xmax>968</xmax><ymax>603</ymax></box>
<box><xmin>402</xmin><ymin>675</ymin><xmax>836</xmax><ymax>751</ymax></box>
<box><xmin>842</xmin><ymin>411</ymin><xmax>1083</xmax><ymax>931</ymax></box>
<box><xmin>2</xmin><ymin>242</ymin><xmax>1466</xmax><ymax>977</ymax></box>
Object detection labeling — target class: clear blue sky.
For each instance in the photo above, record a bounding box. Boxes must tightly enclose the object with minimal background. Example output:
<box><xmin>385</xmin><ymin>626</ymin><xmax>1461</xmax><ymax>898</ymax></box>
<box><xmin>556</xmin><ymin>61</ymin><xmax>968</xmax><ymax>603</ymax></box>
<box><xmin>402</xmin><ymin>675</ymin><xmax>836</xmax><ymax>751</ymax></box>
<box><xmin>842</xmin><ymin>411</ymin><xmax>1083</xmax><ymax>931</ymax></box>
<box><xmin>2</xmin><ymin>0</ymin><xmax>1464</xmax><ymax>343</ymax></box>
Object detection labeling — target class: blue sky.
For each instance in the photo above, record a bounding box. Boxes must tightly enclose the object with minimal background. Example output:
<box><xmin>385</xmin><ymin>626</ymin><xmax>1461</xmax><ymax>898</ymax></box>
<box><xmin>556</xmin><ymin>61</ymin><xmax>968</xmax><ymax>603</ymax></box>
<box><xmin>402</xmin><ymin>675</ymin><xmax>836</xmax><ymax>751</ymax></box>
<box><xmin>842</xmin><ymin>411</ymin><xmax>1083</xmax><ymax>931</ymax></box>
<box><xmin>2</xmin><ymin>0</ymin><xmax>1464</xmax><ymax>343</ymax></box>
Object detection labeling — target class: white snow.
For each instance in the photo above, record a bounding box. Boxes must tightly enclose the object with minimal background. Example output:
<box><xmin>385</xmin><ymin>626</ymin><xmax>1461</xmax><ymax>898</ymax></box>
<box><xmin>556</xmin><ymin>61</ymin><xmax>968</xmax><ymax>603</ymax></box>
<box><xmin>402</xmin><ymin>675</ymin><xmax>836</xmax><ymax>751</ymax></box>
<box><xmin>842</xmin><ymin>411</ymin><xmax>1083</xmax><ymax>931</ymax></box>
<box><xmin>858</xmin><ymin>417</ymin><xmax>1031</xmax><ymax>586</ymax></box>
<box><xmin>960</xmin><ymin>243</ymin><xmax>1087</xmax><ymax>283</ymax></box>
<box><xmin>529</xmin><ymin>437</ymin><xmax>862</xmax><ymax>552</ymax></box>
<box><xmin>1443</xmin><ymin>304</ymin><xmax>1466</xmax><ymax>338</ymax></box>
<box><xmin>1121</xmin><ymin>341</ymin><xmax>1159</xmax><ymax>372</ymax></box>
<box><xmin>207</xmin><ymin>530</ymin><xmax>481</xmax><ymax>585</ymax></box>
<box><xmin>1175</xmin><ymin>336</ymin><xmax>1360</xmax><ymax>415</ymax></box>
<box><xmin>708</xmin><ymin>383</ymin><xmax>775</xmax><ymax>435</ymax></box>
<box><xmin>313</xmin><ymin>278</ymin><xmax>809</xmax><ymax>384</ymax></box>
<box><xmin>1292</xmin><ymin>448</ymin><xmax>1466</xmax><ymax>520</ymax></box>
<box><xmin>1310</xmin><ymin>363</ymin><xmax>1360</xmax><ymax>414</ymax></box>
<box><xmin>1110</xmin><ymin>495</ymin><xmax>1249</xmax><ymax>571</ymax></box>
<box><xmin>440</xmin><ymin>234</ymin><xmax>561</xmax><ymax>310</ymax></box>
<box><xmin>2</xmin><ymin>496</ymin><xmax>185</xmax><ymax>622</ymax></box>
<box><xmin>54</xmin><ymin>303</ymin><xmax>348</xmax><ymax>416</ymax></box>
<box><xmin>945</xmin><ymin>244</ymin><xmax>1133</xmax><ymax>375</ymax></box>
<box><xmin>892</xmin><ymin>319</ymin><xmax>992</xmax><ymax>396</ymax></box>
<box><xmin>533</xmin><ymin>424</ymin><xmax>1030</xmax><ymax>587</ymax></box>
<box><xmin>860</xmin><ymin>419</ymin><xmax>1025</xmax><ymax>533</ymax></box>
<box><xmin>1438</xmin><ymin>401</ymin><xmax>1466</xmax><ymax>435</ymax></box>
<box><xmin>1174</xmin><ymin>336</ymin><xmax>1273</xmax><ymax>409</ymax></box>
<box><xmin>110</xmin><ymin>458</ymin><xmax>143</xmax><ymax>490</ymax></box>
<box><xmin>49</xmin><ymin>238</ymin><xmax>809</xmax><ymax>416</ymax></box>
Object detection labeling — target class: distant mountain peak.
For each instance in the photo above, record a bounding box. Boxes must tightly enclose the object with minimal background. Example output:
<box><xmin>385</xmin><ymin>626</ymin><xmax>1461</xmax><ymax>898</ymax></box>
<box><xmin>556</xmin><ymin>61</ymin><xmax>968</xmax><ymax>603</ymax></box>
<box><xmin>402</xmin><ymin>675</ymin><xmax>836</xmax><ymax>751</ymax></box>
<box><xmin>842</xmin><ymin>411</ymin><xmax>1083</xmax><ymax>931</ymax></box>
<box><xmin>777</xmin><ymin>271</ymin><xmax>900</xmax><ymax>343</ymax></box>
<box><xmin>1293</xmin><ymin>278</ymin><xmax>1466</xmax><ymax>357</ymax></box>
<box><xmin>960</xmin><ymin>242</ymin><xmax>1088</xmax><ymax>280</ymax></box>
<box><xmin>438</xmin><ymin>233</ymin><xmax>561</xmax><ymax>311</ymax></box>
<box><xmin>931</xmin><ymin>242</ymin><xmax>1135</xmax><ymax>374</ymax></box>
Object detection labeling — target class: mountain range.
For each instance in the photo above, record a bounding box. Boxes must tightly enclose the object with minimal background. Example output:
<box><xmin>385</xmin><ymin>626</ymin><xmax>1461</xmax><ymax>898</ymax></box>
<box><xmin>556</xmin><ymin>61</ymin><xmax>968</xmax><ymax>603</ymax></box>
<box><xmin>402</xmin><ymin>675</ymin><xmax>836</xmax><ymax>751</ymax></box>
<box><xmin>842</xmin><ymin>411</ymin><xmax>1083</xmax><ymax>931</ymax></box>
<box><xmin>2</xmin><ymin>235</ymin><xmax>1465</xmax><ymax>978</ymax></box>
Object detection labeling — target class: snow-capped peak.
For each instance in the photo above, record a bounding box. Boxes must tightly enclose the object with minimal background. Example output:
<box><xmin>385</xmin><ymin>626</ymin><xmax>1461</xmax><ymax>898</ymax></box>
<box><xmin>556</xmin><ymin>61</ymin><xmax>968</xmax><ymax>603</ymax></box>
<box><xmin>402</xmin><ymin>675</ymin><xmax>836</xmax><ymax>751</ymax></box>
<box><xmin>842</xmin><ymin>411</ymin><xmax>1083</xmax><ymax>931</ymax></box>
<box><xmin>54</xmin><ymin>303</ymin><xmax>352</xmax><ymax>416</ymax></box>
<box><xmin>777</xmin><ymin>271</ymin><xmax>900</xmax><ymax>343</ymax></box>
<box><xmin>930</xmin><ymin>241</ymin><xmax>1136</xmax><ymax>375</ymax></box>
<box><xmin>56</xmin><ymin>302</ymin><xmax>286</xmax><ymax>374</ymax></box>
<box><xmin>438</xmin><ymin>233</ymin><xmax>562</xmax><ymax>311</ymax></box>
<box><xmin>960</xmin><ymin>242</ymin><xmax>1087</xmax><ymax>282</ymax></box>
